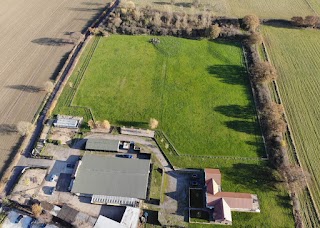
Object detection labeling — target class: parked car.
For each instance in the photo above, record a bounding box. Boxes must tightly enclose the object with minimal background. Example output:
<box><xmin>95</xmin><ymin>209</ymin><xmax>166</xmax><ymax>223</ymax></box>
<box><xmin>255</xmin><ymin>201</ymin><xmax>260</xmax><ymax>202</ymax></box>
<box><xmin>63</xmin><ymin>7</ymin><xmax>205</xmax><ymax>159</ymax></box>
<box><xmin>15</xmin><ymin>214</ymin><xmax>23</xmax><ymax>223</ymax></box>
<box><xmin>116</xmin><ymin>154</ymin><xmax>133</xmax><ymax>159</ymax></box>
<box><xmin>49</xmin><ymin>174</ymin><xmax>56</xmax><ymax>182</ymax></box>
<box><xmin>27</xmin><ymin>218</ymin><xmax>36</xmax><ymax>228</ymax></box>
<box><xmin>49</xmin><ymin>187</ymin><xmax>55</xmax><ymax>195</ymax></box>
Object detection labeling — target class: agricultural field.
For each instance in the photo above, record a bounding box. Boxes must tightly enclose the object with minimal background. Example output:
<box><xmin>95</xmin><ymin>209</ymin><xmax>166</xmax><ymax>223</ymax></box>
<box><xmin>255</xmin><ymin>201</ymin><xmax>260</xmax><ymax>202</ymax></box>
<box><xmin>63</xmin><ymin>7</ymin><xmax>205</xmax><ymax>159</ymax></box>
<box><xmin>55</xmin><ymin>35</ymin><xmax>265</xmax><ymax>157</ymax></box>
<box><xmin>128</xmin><ymin>0</ymin><xmax>320</xmax><ymax>19</ymax></box>
<box><xmin>0</xmin><ymin>0</ymin><xmax>109</xmax><ymax>177</ymax></box>
<box><xmin>263</xmin><ymin>26</ymin><xmax>320</xmax><ymax>222</ymax></box>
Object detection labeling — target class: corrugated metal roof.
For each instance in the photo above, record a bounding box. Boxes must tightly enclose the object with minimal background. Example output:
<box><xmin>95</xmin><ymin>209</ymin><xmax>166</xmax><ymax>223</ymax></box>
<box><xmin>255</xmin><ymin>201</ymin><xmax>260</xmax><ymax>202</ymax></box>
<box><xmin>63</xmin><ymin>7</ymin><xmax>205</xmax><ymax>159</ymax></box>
<box><xmin>54</xmin><ymin>118</ymin><xmax>79</xmax><ymax>128</ymax></box>
<box><xmin>85</xmin><ymin>138</ymin><xmax>119</xmax><ymax>152</ymax></box>
<box><xmin>72</xmin><ymin>154</ymin><xmax>150</xmax><ymax>199</ymax></box>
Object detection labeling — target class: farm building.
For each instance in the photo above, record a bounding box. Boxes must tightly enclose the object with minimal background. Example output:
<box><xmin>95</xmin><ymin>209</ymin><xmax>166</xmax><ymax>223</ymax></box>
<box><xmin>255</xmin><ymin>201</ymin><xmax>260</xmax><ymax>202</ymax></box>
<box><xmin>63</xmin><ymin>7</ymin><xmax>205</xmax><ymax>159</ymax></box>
<box><xmin>94</xmin><ymin>207</ymin><xmax>140</xmax><ymax>228</ymax></box>
<box><xmin>204</xmin><ymin>169</ymin><xmax>260</xmax><ymax>225</ymax></box>
<box><xmin>53</xmin><ymin>115</ymin><xmax>82</xmax><ymax>128</ymax></box>
<box><xmin>71</xmin><ymin>154</ymin><xmax>150</xmax><ymax>206</ymax></box>
<box><xmin>85</xmin><ymin>138</ymin><xmax>120</xmax><ymax>152</ymax></box>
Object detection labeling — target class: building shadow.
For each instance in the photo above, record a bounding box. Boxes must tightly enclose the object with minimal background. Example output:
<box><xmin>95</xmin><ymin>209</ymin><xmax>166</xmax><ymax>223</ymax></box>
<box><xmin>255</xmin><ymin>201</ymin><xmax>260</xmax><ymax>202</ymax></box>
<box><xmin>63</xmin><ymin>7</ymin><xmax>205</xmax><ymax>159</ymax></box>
<box><xmin>32</xmin><ymin>38</ymin><xmax>74</xmax><ymax>46</ymax></box>
<box><xmin>6</xmin><ymin>85</ymin><xmax>42</xmax><ymax>93</ymax></box>
<box><xmin>116</xmin><ymin>120</ymin><xmax>149</xmax><ymax>128</ymax></box>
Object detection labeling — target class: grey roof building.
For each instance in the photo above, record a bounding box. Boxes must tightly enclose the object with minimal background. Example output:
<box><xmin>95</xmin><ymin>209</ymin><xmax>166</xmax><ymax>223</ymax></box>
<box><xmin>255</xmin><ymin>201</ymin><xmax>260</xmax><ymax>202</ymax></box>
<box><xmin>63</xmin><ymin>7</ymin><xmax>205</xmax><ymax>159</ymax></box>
<box><xmin>71</xmin><ymin>154</ymin><xmax>150</xmax><ymax>200</ymax></box>
<box><xmin>85</xmin><ymin>139</ymin><xmax>120</xmax><ymax>152</ymax></box>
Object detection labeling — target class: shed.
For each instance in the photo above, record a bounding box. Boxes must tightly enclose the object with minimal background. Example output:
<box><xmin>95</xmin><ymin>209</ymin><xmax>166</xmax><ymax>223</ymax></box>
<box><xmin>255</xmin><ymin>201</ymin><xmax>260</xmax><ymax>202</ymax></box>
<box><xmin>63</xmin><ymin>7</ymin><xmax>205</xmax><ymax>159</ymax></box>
<box><xmin>85</xmin><ymin>138</ymin><xmax>120</xmax><ymax>152</ymax></box>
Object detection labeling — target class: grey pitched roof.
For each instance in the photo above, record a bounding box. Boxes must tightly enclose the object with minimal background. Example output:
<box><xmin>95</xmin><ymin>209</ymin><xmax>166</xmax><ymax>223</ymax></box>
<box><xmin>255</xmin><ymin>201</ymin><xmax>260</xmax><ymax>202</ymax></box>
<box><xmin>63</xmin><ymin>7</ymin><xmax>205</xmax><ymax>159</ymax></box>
<box><xmin>85</xmin><ymin>139</ymin><xmax>119</xmax><ymax>152</ymax></box>
<box><xmin>71</xmin><ymin>154</ymin><xmax>150</xmax><ymax>199</ymax></box>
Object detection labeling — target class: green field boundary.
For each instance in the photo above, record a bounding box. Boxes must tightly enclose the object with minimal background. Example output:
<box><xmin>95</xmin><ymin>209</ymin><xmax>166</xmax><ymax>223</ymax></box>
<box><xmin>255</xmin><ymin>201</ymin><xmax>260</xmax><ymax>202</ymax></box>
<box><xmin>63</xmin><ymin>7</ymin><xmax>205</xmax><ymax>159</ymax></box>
<box><xmin>55</xmin><ymin>35</ymin><xmax>101</xmax><ymax>122</ymax></box>
<box><xmin>260</xmin><ymin>40</ymin><xmax>320</xmax><ymax>223</ymax></box>
<box><xmin>241</xmin><ymin>46</ymin><xmax>269</xmax><ymax>159</ymax></box>
<box><xmin>155</xmin><ymin>130</ymin><xmax>267</xmax><ymax>161</ymax></box>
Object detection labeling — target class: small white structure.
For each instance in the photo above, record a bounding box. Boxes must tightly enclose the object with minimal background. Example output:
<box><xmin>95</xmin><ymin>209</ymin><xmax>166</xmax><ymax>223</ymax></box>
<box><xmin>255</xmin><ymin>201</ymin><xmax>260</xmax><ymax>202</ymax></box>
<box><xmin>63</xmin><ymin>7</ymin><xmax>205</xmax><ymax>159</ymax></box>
<box><xmin>53</xmin><ymin>115</ymin><xmax>82</xmax><ymax>129</ymax></box>
<box><xmin>94</xmin><ymin>207</ymin><xmax>140</xmax><ymax>228</ymax></box>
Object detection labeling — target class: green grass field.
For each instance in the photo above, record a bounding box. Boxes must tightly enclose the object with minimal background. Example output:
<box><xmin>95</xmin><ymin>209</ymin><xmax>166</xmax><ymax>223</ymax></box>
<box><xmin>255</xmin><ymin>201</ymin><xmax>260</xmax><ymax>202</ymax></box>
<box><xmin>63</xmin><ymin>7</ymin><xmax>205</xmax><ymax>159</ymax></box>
<box><xmin>263</xmin><ymin>26</ymin><xmax>320</xmax><ymax>226</ymax></box>
<box><xmin>54</xmin><ymin>34</ymin><xmax>295</xmax><ymax>226</ymax></box>
<box><xmin>56</xmin><ymin>35</ymin><xmax>264</xmax><ymax>157</ymax></box>
<box><xmin>130</xmin><ymin>0</ymin><xmax>319</xmax><ymax>19</ymax></box>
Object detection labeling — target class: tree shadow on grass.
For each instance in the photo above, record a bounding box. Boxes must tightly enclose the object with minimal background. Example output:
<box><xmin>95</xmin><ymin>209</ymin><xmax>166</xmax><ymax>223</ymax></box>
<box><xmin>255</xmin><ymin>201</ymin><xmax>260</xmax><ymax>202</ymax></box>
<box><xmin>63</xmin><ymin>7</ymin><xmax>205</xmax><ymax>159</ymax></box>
<box><xmin>207</xmin><ymin>65</ymin><xmax>247</xmax><ymax>85</ymax></box>
<box><xmin>116</xmin><ymin>120</ymin><xmax>149</xmax><ymax>128</ymax></box>
<box><xmin>224</xmin><ymin>163</ymin><xmax>278</xmax><ymax>192</ymax></box>
<box><xmin>0</xmin><ymin>124</ymin><xmax>17</xmax><ymax>135</ymax></box>
<box><xmin>225</xmin><ymin>120</ymin><xmax>258</xmax><ymax>135</ymax></box>
<box><xmin>214</xmin><ymin>105</ymin><xmax>254</xmax><ymax>119</ymax></box>
<box><xmin>6</xmin><ymin>85</ymin><xmax>42</xmax><ymax>93</ymax></box>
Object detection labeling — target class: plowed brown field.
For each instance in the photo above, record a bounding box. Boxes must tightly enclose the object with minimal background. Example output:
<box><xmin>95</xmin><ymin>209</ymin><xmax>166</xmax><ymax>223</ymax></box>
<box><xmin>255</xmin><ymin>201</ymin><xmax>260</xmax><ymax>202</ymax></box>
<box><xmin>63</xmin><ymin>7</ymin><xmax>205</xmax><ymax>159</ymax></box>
<box><xmin>0</xmin><ymin>0</ymin><xmax>109</xmax><ymax>176</ymax></box>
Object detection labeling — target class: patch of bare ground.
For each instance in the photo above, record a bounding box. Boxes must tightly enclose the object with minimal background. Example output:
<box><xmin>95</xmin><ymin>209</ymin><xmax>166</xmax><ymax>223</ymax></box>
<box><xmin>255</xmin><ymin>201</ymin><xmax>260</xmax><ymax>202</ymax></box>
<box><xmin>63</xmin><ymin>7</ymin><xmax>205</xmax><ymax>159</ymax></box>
<box><xmin>0</xmin><ymin>0</ymin><xmax>109</xmax><ymax>179</ymax></box>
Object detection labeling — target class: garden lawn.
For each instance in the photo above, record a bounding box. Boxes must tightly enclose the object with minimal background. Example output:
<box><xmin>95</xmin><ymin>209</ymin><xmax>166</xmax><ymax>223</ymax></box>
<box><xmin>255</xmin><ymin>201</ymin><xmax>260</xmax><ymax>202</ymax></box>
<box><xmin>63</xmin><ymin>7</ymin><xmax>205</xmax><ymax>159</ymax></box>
<box><xmin>66</xmin><ymin>35</ymin><xmax>264</xmax><ymax>157</ymax></box>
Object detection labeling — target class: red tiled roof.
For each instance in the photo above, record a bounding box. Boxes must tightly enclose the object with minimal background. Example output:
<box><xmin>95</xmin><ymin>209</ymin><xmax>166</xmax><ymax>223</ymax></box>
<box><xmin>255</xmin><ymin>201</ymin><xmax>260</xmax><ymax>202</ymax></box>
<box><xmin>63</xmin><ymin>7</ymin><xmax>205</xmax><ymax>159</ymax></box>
<box><xmin>205</xmin><ymin>168</ymin><xmax>221</xmax><ymax>186</ymax></box>
<box><xmin>207</xmin><ymin>192</ymin><xmax>253</xmax><ymax>210</ymax></box>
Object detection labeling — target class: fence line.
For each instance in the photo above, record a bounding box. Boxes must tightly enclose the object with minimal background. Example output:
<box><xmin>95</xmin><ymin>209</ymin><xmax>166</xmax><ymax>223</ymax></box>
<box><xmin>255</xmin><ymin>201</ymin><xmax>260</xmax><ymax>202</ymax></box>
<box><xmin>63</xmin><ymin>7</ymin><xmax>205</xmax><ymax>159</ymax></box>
<box><xmin>155</xmin><ymin>130</ymin><xmax>267</xmax><ymax>161</ymax></box>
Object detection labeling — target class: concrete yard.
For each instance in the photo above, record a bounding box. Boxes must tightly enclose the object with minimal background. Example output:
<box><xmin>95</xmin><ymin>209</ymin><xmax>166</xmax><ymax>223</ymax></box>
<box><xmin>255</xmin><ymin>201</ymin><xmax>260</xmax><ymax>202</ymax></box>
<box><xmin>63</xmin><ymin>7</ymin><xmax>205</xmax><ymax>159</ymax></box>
<box><xmin>0</xmin><ymin>0</ymin><xmax>109</xmax><ymax>178</ymax></box>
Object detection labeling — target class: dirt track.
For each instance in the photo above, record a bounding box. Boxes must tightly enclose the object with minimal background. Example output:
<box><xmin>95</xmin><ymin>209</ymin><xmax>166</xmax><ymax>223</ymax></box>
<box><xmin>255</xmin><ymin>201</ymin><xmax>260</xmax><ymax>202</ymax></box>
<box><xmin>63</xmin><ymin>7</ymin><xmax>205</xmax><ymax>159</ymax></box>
<box><xmin>0</xmin><ymin>0</ymin><xmax>109</xmax><ymax>176</ymax></box>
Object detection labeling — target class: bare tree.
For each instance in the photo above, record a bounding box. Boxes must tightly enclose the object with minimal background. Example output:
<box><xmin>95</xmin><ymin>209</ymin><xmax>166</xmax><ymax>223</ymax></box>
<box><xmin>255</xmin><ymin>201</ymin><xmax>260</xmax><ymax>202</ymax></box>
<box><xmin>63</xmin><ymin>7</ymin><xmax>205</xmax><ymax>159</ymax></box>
<box><xmin>32</xmin><ymin>204</ymin><xmax>43</xmax><ymax>218</ymax></box>
<box><xmin>286</xmin><ymin>165</ymin><xmax>310</xmax><ymax>190</ymax></box>
<box><xmin>250</xmin><ymin>61</ymin><xmax>277</xmax><ymax>83</ymax></box>
<box><xmin>149</xmin><ymin>118</ymin><xmax>159</xmax><ymax>129</ymax></box>
<box><xmin>17</xmin><ymin>121</ymin><xmax>34</xmax><ymax>136</ymax></box>
<box><xmin>246</xmin><ymin>32</ymin><xmax>263</xmax><ymax>45</ymax></box>
<box><xmin>206</xmin><ymin>24</ymin><xmax>221</xmax><ymax>39</ymax></box>
<box><xmin>304</xmin><ymin>15</ymin><xmax>319</xmax><ymax>28</ymax></box>
<box><xmin>152</xmin><ymin>12</ymin><xmax>162</xmax><ymax>27</ymax></box>
<box><xmin>192</xmin><ymin>0</ymin><xmax>200</xmax><ymax>8</ymax></box>
<box><xmin>291</xmin><ymin>16</ymin><xmax>304</xmax><ymax>27</ymax></box>
<box><xmin>44</xmin><ymin>81</ymin><xmax>54</xmax><ymax>93</ymax></box>
<box><xmin>243</xmin><ymin>14</ymin><xmax>260</xmax><ymax>31</ymax></box>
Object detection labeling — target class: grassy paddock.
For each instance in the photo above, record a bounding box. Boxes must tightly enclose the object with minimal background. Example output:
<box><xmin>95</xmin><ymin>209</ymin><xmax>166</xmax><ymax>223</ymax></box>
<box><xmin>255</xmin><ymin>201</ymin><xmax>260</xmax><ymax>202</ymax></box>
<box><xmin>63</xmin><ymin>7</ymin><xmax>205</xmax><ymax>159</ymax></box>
<box><xmin>58</xmin><ymin>35</ymin><xmax>264</xmax><ymax>157</ymax></box>
<box><xmin>263</xmin><ymin>26</ymin><xmax>320</xmax><ymax>221</ymax></box>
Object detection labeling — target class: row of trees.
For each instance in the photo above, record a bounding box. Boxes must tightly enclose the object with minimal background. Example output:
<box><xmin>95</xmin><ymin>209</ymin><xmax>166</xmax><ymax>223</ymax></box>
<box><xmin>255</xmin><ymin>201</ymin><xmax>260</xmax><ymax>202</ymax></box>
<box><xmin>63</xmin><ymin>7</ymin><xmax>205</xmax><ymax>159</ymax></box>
<box><xmin>245</xmin><ymin>24</ymin><xmax>307</xmax><ymax>227</ymax></box>
<box><xmin>291</xmin><ymin>15</ymin><xmax>320</xmax><ymax>28</ymax></box>
<box><xmin>104</xmin><ymin>6</ymin><xmax>241</xmax><ymax>38</ymax></box>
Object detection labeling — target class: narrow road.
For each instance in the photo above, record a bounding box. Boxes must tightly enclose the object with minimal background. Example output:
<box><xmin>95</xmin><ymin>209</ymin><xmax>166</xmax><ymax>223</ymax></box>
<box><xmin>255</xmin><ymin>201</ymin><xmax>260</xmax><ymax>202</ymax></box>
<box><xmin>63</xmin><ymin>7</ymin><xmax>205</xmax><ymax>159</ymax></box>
<box><xmin>3</xmin><ymin>0</ymin><xmax>120</xmax><ymax>196</ymax></box>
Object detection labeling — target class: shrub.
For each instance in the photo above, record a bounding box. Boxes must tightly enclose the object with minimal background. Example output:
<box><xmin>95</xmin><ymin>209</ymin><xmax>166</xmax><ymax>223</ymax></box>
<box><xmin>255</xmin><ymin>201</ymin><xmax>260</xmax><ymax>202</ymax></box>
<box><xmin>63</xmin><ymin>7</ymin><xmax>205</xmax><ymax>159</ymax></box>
<box><xmin>243</xmin><ymin>14</ymin><xmax>260</xmax><ymax>31</ymax></box>
<box><xmin>246</xmin><ymin>32</ymin><xmax>263</xmax><ymax>45</ymax></box>
<box><xmin>149</xmin><ymin>118</ymin><xmax>159</xmax><ymax>129</ymax></box>
<box><xmin>250</xmin><ymin>61</ymin><xmax>277</xmax><ymax>83</ymax></box>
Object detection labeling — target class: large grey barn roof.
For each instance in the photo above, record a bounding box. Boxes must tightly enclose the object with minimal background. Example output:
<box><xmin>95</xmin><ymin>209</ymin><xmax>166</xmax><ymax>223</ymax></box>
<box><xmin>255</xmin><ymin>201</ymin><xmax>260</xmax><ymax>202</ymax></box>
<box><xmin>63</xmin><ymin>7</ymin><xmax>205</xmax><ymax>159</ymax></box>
<box><xmin>71</xmin><ymin>154</ymin><xmax>150</xmax><ymax>199</ymax></box>
<box><xmin>85</xmin><ymin>138</ymin><xmax>119</xmax><ymax>152</ymax></box>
